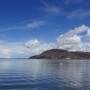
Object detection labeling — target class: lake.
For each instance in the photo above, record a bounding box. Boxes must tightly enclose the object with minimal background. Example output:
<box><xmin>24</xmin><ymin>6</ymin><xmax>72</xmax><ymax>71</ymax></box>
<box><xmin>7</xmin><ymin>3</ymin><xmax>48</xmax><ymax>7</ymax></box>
<box><xmin>0</xmin><ymin>59</ymin><xmax>90</xmax><ymax>90</ymax></box>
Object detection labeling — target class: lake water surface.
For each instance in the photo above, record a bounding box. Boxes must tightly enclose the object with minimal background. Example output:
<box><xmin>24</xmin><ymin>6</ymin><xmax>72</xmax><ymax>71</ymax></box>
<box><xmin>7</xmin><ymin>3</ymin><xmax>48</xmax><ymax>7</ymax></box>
<box><xmin>0</xmin><ymin>59</ymin><xmax>90</xmax><ymax>90</ymax></box>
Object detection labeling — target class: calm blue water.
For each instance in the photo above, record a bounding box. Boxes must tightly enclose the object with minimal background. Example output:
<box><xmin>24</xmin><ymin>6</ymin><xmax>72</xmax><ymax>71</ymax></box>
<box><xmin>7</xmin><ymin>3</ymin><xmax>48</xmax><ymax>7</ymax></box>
<box><xmin>0</xmin><ymin>59</ymin><xmax>90</xmax><ymax>90</ymax></box>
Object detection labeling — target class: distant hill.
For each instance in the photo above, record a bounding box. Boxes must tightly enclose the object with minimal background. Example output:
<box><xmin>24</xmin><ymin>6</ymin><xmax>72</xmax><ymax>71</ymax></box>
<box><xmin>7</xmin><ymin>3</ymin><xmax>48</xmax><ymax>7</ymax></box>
<box><xmin>30</xmin><ymin>49</ymin><xmax>90</xmax><ymax>59</ymax></box>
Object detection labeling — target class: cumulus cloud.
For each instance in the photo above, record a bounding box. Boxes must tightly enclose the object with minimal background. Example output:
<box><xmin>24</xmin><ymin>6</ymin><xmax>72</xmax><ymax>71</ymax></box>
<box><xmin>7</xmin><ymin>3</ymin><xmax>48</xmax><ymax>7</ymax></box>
<box><xmin>63</xmin><ymin>25</ymin><xmax>89</xmax><ymax>37</ymax></box>
<box><xmin>25</xmin><ymin>25</ymin><xmax>90</xmax><ymax>56</ymax></box>
<box><xmin>87</xmin><ymin>29</ymin><xmax>90</xmax><ymax>37</ymax></box>
<box><xmin>57</xmin><ymin>35</ymin><xmax>83</xmax><ymax>51</ymax></box>
<box><xmin>1</xmin><ymin>24</ymin><xmax>90</xmax><ymax>58</ymax></box>
<box><xmin>57</xmin><ymin>25</ymin><xmax>90</xmax><ymax>51</ymax></box>
<box><xmin>25</xmin><ymin>39</ymin><xmax>56</xmax><ymax>55</ymax></box>
<box><xmin>0</xmin><ymin>39</ymin><xmax>55</xmax><ymax>58</ymax></box>
<box><xmin>57</xmin><ymin>34</ymin><xmax>84</xmax><ymax>51</ymax></box>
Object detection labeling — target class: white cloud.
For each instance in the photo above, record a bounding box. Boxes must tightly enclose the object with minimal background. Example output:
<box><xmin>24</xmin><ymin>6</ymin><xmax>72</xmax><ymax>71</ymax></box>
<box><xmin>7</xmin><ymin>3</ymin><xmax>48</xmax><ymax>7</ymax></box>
<box><xmin>43</xmin><ymin>6</ymin><xmax>61</xmax><ymax>14</ymax></box>
<box><xmin>27</xmin><ymin>21</ymin><xmax>45</xmax><ymax>28</ymax></box>
<box><xmin>57</xmin><ymin>35</ymin><xmax>82</xmax><ymax>45</ymax></box>
<box><xmin>0</xmin><ymin>20</ymin><xmax>45</xmax><ymax>33</ymax></box>
<box><xmin>68</xmin><ymin>9</ymin><xmax>90</xmax><ymax>19</ymax></box>
<box><xmin>1</xmin><ymin>24</ymin><xmax>90</xmax><ymax>58</ymax></box>
<box><xmin>0</xmin><ymin>48</ymin><xmax>12</xmax><ymax>58</ymax></box>
<box><xmin>41</xmin><ymin>0</ymin><xmax>61</xmax><ymax>15</ymax></box>
<box><xmin>0</xmin><ymin>41</ymin><xmax>29</xmax><ymax>58</ymax></box>
<box><xmin>64</xmin><ymin>25</ymin><xmax>89</xmax><ymax>37</ymax></box>
<box><xmin>87</xmin><ymin>29</ymin><xmax>90</xmax><ymax>37</ymax></box>
<box><xmin>25</xmin><ymin>39</ymin><xmax>40</xmax><ymax>49</ymax></box>
<box><xmin>57</xmin><ymin>34</ymin><xmax>83</xmax><ymax>51</ymax></box>
<box><xmin>25</xmin><ymin>39</ymin><xmax>56</xmax><ymax>55</ymax></box>
<box><xmin>0</xmin><ymin>38</ymin><xmax>54</xmax><ymax>58</ymax></box>
<box><xmin>40</xmin><ymin>0</ymin><xmax>90</xmax><ymax>19</ymax></box>
<box><xmin>57</xmin><ymin>25</ymin><xmax>90</xmax><ymax>51</ymax></box>
<box><xmin>25</xmin><ymin>25</ymin><xmax>90</xmax><ymax>56</ymax></box>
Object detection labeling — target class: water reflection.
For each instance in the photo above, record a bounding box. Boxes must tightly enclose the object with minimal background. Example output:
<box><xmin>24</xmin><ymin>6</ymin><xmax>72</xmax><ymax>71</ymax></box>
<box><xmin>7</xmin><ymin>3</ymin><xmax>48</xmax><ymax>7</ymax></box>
<box><xmin>0</xmin><ymin>59</ymin><xmax>90</xmax><ymax>90</ymax></box>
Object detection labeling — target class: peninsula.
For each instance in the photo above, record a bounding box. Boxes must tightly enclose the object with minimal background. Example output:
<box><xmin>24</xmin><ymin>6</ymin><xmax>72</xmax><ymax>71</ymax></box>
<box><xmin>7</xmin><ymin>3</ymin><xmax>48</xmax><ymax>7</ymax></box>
<box><xmin>30</xmin><ymin>49</ymin><xmax>90</xmax><ymax>59</ymax></box>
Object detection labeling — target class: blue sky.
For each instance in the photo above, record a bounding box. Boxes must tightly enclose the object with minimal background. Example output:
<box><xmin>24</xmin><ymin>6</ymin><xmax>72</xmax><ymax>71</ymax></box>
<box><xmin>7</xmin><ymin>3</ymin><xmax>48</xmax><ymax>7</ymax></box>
<box><xmin>0</xmin><ymin>0</ymin><xmax>90</xmax><ymax>58</ymax></box>
<box><xmin>0</xmin><ymin>0</ymin><xmax>90</xmax><ymax>42</ymax></box>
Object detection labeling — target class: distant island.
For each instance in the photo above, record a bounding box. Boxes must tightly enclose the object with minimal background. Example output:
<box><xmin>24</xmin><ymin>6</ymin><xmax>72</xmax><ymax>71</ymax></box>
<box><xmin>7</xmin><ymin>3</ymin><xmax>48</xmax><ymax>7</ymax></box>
<box><xmin>30</xmin><ymin>49</ymin><xmax>90</xmax><ymax>59</ymax></box>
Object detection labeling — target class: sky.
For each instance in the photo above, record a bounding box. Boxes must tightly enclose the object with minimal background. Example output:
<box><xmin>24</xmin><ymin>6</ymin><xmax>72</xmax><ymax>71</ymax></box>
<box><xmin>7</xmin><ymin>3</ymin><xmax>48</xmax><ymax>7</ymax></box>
<box><xmin>0</xmin><ymin>0</ymin><xmax>90</xmax><ymax>58</ymax></box>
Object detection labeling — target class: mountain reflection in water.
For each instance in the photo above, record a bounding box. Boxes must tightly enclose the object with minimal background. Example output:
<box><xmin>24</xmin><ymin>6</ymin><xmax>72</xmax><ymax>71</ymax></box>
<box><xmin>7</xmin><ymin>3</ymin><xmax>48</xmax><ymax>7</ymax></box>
<box><xmin>0</xmin><ymin>59</ymin><xmax>89</xmax><ymax>90</ymax></box>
